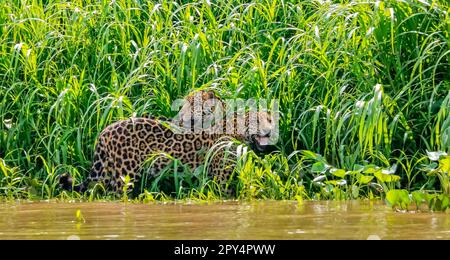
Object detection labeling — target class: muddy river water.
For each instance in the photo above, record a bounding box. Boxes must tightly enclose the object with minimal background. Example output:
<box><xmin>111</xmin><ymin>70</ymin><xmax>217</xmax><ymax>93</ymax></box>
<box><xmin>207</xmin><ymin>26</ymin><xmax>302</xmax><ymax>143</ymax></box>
<box><xmin>0</xmin><ymin>200</ymin><xmax>448</xmax><ymax>239</ymax></box>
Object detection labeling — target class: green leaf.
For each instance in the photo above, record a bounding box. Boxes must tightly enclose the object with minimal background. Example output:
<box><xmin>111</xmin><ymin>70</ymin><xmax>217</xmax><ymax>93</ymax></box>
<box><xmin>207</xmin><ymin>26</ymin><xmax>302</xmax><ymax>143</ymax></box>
<box><xmin>325</xmin><ymin>180</ymin><xmax>338</xmax><ymax>186</ymax></box>
<box><xmin>330</xmin><ymin>168</ymin><xmax>346</xmax><ymax>178</ymax></box>
<box><xmin>363</xmin><ymin>165</ymin><xmax>378</xmax><ymax>174</ymax></box>
<box><xmin>356</xmin><ymin>174</ymin><xmax>374</xmax><ymax>184</ymax></box>
<box><xmin>386</xmin><ymin>189</ymin><xmax>410</xmax><ymax>209</ymax></box>
<box><xmin>411</xmin><ymin>191</ymin><xmax>424</xmax><ymax>206</ymax></box>
<box><xmin>423</xmin><ymin>193</ymin><xmax>436</xmax><ymax>204</ymax></box>
<box><xmin>301</xmin><ymin>150</ymin><xmax>320</xmax><ymax>160</ymax></box>
<box><xmin>386</xmin><ymin>190</ymin><xmax>399</xmax><ymax>206</ymax></box>
<box><xmin>439</xmin><ymin>156</ymin><xmax>450</xmax><ymax>174</ymax></box>
<box><xmin>374</xmin><ymin>172</ymin><xmax>400</xmax><ymax>182</ymax></box>
<box><xmin>438</xmin><ymin>194</ymin><xmax>449</xmax><ymax>210</ymax></box>
<box><xmin>0</xmin><ymin>159</ymin><xmax>9</xmax><ymax>177</ymax></box>
<box><xmin>311</xmin><ymin>161</ymin><xmax>328</xmax><ymax>173</ymax></box>
<box><xmin>353</xmin><ymin>164</ymin><xmax>365</xmax><ymax>172</ymax></box>
<box><xmin>122</xmin><ymin>175</ymin><xmax>130</xmax><ymax>184</ymax></box>
<box><xmin>399</xmin><ymin>191</ymin><xmax>411</xmax><ymax>209</ymax></box>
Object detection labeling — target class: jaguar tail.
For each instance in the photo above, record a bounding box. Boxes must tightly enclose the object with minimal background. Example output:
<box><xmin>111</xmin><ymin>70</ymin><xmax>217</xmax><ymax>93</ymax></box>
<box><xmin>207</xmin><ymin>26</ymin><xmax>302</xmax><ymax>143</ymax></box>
<box><xmin>59</xmin><ymin>173</ymin><xmax>89</xmax><ymax>193</ymax></box>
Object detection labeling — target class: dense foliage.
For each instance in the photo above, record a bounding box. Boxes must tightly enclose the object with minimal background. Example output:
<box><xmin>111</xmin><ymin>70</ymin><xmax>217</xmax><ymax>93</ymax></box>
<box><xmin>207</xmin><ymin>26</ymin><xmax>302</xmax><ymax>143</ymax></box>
<box><xmin>0</xmin><ymin>0</ymin><xmax>449</xmax><ymax>208</ymax></box>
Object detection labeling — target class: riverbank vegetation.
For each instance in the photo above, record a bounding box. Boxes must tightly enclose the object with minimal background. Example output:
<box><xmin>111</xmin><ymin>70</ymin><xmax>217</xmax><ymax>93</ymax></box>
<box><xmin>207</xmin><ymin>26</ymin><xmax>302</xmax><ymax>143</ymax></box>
<box><xmin>0</xmin><ymin>0</ymin><xmax>449</xmax><ymax>210</ymax></box>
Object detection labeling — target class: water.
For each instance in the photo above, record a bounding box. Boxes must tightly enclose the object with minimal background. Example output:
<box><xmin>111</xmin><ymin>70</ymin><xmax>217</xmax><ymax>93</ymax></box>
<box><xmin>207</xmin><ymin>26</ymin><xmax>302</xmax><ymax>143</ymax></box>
<box><xmin>0</xmin><ymin>200</ymin><xmax>448</xmax><ymax>240</ymax></box>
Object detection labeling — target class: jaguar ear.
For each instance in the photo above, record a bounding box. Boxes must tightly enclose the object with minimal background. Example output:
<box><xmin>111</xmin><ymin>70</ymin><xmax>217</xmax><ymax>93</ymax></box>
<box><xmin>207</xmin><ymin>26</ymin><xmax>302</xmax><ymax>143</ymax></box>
<box><xmin>203</xmin><ymin>90</ymin><xmax>220</xmax><ymax>101</ymax></box>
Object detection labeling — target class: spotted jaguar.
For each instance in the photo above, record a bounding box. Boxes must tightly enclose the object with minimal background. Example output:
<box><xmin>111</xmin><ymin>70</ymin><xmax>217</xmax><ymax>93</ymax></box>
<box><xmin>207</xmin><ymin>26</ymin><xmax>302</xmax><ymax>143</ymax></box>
<box><xmin>60</xmin><ymin>90</ymin><xmax>276</xmax><ymax>194</ymax></box>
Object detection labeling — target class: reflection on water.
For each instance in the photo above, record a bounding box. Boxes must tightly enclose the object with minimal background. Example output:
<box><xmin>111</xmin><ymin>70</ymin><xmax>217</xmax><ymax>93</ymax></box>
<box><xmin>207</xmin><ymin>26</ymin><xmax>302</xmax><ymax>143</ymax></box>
<box><xmin>0</xmin><ymin>201</ymin><xmax>448</xmax><ymax>239</ymax></box>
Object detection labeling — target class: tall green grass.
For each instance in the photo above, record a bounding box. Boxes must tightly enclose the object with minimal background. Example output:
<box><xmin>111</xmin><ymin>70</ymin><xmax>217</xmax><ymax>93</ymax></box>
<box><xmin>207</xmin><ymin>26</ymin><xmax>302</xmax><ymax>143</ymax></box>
<box><xmin>0</xmin><ymin>0</ymin><xmax>449</xmax><ymax>204</ymax></box>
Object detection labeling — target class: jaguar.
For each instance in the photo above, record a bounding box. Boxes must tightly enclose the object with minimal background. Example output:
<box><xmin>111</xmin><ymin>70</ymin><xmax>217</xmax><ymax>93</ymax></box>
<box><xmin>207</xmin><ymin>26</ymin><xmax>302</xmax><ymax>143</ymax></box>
<box><xmin>60</xmin><ymin>90</ymin><xmax>276</xmax><ymax>194</ymax></box>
